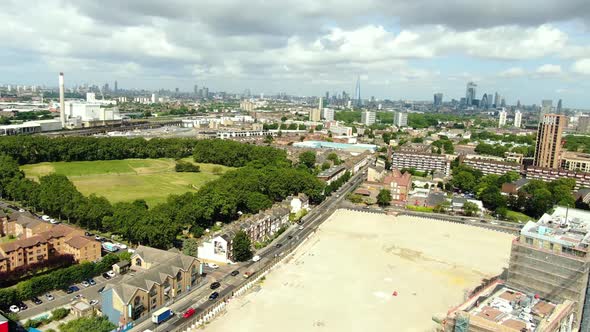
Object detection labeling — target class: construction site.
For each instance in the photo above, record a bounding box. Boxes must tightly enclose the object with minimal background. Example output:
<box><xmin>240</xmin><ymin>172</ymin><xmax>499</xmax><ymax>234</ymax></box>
<box><xmin>204</xmin><ymin>209</ymin><xmax>515</xmax><ymax>332</ymax></box>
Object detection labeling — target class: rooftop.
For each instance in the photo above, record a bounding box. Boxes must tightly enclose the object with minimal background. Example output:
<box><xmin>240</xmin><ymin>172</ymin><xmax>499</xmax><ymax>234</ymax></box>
<box><xmin>521</xmin><ymin>207</ymin><xmax>590</xmax><ymax>250</ymax></box>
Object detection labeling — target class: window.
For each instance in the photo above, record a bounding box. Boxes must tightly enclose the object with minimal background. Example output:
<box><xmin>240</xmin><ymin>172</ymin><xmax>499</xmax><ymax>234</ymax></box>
<box><xmin>135</xmin><ymin>258</ymin><xmax>142</xmax><ymax>267</ymax></box>
<box><xmin>550</xmin><ymin>243</ymin><xmax>554</xmax><ymax>250</ymax></box>
<box><xmin>134</xmin><ymin>296</ymin><xmax>141</xmax><ymax>306</ymax></box>
<box><xmin>525</xmin><ymin>237</ymin><xmax>533</xmax><ymax>245</ymax></box>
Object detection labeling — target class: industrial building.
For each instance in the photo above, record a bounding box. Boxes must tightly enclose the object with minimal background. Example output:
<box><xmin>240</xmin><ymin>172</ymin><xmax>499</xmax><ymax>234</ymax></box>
<box><xmin>506</xmin><ymin>207</ymin><xmax>590</xmax><ymax>330</ymax></box>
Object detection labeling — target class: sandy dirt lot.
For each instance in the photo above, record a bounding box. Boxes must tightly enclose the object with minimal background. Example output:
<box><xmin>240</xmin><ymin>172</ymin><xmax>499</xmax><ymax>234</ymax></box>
<box><xmin>204</xmin><ymin>209</ymin><xmax>515</xmax><ymax>332</ymax></box>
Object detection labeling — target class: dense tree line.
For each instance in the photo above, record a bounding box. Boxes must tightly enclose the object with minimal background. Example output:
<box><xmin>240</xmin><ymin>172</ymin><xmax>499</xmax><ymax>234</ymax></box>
<box><xmin>471</xmin><ymin>131</ymin><xmax>535</xmax><ymax>145</ymax></box>
<box><xmin>0</xmin><ymin>254</ymin><xmax>119</xmax><ymax>304</ymax></box>
<box><xmin>0</xmin><ymin>138</ymin><xmax>324</xmax><ymax>249</ymax></box>
<box><xmin>175</xmin><ymin>160</ymin><xmax>200</xmax><ymax>172</ymax></box>
<box><xmin>451</xmin><ymin>164</ymin><xmax>576</xmax><ymax>219</ymax></box>
<box><xmin>324</xmin><ymin>171</ymin><xmax>351</xmax><ymax>196</ymax></box>
<box><xmin>564</xmin><ymin>135</ymin><xmax>590</xmax><ymax>153</ymax></box>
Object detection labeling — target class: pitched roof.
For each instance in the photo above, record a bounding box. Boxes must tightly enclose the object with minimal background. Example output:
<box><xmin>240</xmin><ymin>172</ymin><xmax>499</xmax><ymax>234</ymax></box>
<box><xmin>0</xmin><ymin>235</ymin><xmax>45</xmax><ymax>252</ymax></box>
<box><xmin>383</xmin><ymin>170</ymin><xmax>412</xmax><ymax>187</ymax></box>
<box><xmin>10</xmin><ymin>212</ymin><xmax>44</xmax><ymax>228</ymax></box>
<box><xmin>65</xmin><ymin>236</ymin><xmax>96</xmax><ymax>249</ymax></box>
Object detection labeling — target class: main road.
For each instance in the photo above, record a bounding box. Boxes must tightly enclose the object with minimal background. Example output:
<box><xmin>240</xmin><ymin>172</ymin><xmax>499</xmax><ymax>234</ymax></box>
<box><xmin>130</xmin><ymin>165</ymin><xmax>369</xmax><ymax>332</ymax></box>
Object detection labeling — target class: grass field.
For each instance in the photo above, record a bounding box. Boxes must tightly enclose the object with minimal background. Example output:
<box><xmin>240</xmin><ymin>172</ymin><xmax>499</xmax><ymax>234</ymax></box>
<box><xmin>21</xmin><ymin>158</ymin><xmax>233</xmax><ymax>207</ymax></box>
<box><xmin>506</xmin><ymin>210</ymin><xmax>534</xmax><ymax>223</ymax></box>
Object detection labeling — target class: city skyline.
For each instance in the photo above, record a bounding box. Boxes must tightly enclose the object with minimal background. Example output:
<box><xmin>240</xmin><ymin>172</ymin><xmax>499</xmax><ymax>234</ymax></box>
<box><xmin>2</xmin><ymin>1</ymin><xmax>590</xmax><ymax>107</ymax></box>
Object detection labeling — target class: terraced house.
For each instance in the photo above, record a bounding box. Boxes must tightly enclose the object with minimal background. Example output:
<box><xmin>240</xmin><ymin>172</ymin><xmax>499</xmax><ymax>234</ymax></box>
<box><xmin>102</xmin><ymin>246</ymin><xmax>202</xmax><ymax>327</ymax></box>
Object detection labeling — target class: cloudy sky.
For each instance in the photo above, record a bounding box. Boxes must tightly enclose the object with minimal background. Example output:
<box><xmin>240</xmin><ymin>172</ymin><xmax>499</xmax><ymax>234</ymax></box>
<box><xmin>3</xmin><ymin>0</ymin><xmax>590</xmax><ymax>107</ymax></box>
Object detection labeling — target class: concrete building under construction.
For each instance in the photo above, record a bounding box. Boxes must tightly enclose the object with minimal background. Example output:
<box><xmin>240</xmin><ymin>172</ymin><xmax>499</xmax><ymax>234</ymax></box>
<box><xmin>506</xmin><ymin>207</ymin><xmax>590</xmax><ymax>331</ymax></box>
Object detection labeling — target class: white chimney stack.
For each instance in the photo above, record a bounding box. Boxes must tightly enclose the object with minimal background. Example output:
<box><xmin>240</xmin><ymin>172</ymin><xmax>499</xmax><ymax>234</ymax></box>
<box><xmin>59</xmin><ymin>72</ymin><xmax>65</xmax><ymax>128</ymax></box>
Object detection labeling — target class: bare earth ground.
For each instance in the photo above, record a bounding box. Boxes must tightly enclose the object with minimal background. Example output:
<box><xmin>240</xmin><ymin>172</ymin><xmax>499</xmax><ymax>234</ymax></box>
<box><xmin>204</xmin><ymin>209</ymin><xmax>515</xmax><ymax>332</ymax></box>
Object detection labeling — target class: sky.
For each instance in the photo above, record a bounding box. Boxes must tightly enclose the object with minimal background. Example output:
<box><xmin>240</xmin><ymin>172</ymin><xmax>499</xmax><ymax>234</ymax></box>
<box><xmin>3</xmin><ymin>0</ymin><xmax>590</xmax><ymax>108</ymax></box>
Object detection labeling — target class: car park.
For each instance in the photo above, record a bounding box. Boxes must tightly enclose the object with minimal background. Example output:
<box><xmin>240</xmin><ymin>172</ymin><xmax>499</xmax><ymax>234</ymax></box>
<box><xmin>9</xmin><ymin>305</ymin><xmax>19</xmax><ymax>313</ymax></box>
<box><xmin>210</xmin><ymin>282</ymin><xmax>221</xmax><ymax>290</ymax></box>
<box><xmin>230</xmin><ymin>270</ymin><xmax>239</xmax><ymax>277</ymax></box>
<box><xmin>183</xmin><ymin>308</ymin><xmax>196</xmax><ymax>319</ymax></box>
<box><xmin>17</xmin><ymin>302</ymin><xmax>28</xmax><ymax>310</ymax></box>
<box><xmin>208</xmin><ymin>292</ymin><xmax>219</xmax><ymax>300</ymax></box>
<box><xmin>31</xmin><ymin>297</ymin><xmax>42</xmax><ymax>305</ymax></box>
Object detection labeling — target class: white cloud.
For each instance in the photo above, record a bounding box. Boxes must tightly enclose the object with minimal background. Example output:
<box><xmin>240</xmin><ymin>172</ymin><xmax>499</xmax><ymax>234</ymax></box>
<box><xmin>499</xmin><ymin>67</ymin><xmax>526</xmax><ymax>78</ymax></box>
<box><xmin>572</xmin><ymin>58</ymin><xmax>590</xmax><ymax>74</ymax></box>
<box><xmin>536</xmin><ymin>64</ymin><xmax>562</xmax><ymax>75</ymax></box>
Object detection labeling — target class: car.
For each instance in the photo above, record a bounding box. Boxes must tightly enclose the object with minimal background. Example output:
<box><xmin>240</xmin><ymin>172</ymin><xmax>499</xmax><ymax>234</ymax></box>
<box><xmin>18</xmin><ymin>208</ymin><xmax>25</xmax><ymax>213</ymax></box>
<box><xmin>49</xmin><ymin>219</ymin><xmax>59</xmax><ymax>224</ymax></box>
<box><xmin>45</xmin><ymin>293</ymin><xmax>54</xmax><ymax>301</ymax></box>
<box><xmin>85</xmin><ymin>232</ymin><xmax>94</xmax><ymax>236</ymax></box>
<box><xmin>66</xmin><ymin>285</ymin><xmax>80</xmax><ymax>293</ymax></box>
<box><xmin>31</xmin><ymin>297</ymin><xmax>43</xmax><ymax>305</ymax></box>
<box><xmin>17</xmin><ymin>302</ymin><xmax>28</xmax><ymax>310</ymax></box>
<box><xmin>102</xmin><ymin>272</ymin><xmax>111</xmax><ymax>280</ymax></box>
<box><xmin>117</xmin><ymin>244</ymin><xmax>128</xmax><ymax>250</ymax></box>
<box><xmin>230</xmin><ymin>270</ymin><xmax>240</xmax><ymax>277</ymax></box>
<box><xmin>99</xmin><ymin>238</ymin><xmax>108</xmax><ymax>243</ymax></box>
<box><xmin>207</xmin><ymin>263</ymin><xmax>219</xmax><ymax>269</ymax></box>
<box><xmin>89</xmin><ymin>300</ymin><xmax>99</xmax><ymax>306</ymax></box>
<box><xmin>41</xmin><ymin>215</ymin><xmax>50</xmax><ymax>221</ymax></box>
<box><xmin>72</xmin><ymin>294</ymin><xmax>82</xmax><ymax>301</ymax></box>
<box><xmin>252</xmin><ymin>255</ymin><xmax>261</xmax><ymax>262</ymax></box>
<box><xmin>95</xmin><ymin>235</ymin><xmax>102</xmax><ymax>241</ymax></box>
<box><xmin>106</xmin><ymin>270</ymin><xmax>116</xmax><ymax>278</ymax></box>
<box><xmin>208</xmin><ymin>292</ymin><xmax>219</xmax><ymax>300</ymax></box>
<box><xmin>287</xmin><ymin>235</ymin><xmax>293</xmax><ymax>240</ymax></box>
<box><xmin>81</xmin><ymin>280</ymin><xmax>90</xmax><ymax>287</ymax></box>
<box><xmin>210</xmin><ymin>282</ymin><xmax>221</xmax><ymax>290</ymax></box>
<box><xmin>88</xmin><ymin>278</ymin><xmax>96</xmax><ymax>286</ymax></box>
<box><xmin>275</xmin><ymin>243</ymin><xmax>282</xmax><ymax>248</ymax></box>
<box><xmin>183</xmin><ymin>308</ymin><xmax>196</xmax><ymax>319</ymax></box>
<box><xmin>97</xmin><ymin>286</ymin><xmax>105</xmax><ymax>293</ymax></box>
<box><xmin>9</xmin><ymin>305</ymin><xmax>19</xmax><ymax>313</ymax></box>
<box><xmin>298</xmin><ymin>226</ymin><xmax>304</xmax><ymax>230</ymax></box>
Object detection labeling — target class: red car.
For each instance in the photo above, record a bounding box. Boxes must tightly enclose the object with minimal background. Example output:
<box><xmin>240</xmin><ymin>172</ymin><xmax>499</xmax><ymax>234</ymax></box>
<box><xmin>183</xmin><ymin>308</ymin><xmax>196</xmax><ymax>319</ymax></box>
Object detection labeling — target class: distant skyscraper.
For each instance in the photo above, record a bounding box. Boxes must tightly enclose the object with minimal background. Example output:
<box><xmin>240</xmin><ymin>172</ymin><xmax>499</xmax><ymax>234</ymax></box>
<box><xmin>534</xmin><ymin>113</ymin><xmax>565</xmax><ymax>169</ymax></box>
<box><xmin>514</xmin><ymin>110</ymin><xmax>522</xmax><ymax>128</ymax></box>
<box><xmin>516</xmin><ymin>100</ymin><xmax>521</xmax><ymax>108</ymax></box>
<box><xmin>487</xmin><ymin>92</ymin><xmax>493</xmax><ymax>108</ymax></box>
<box><xmin>501</xmin><ymin>98</ymin><xmax>506</xmax><ymax>107</ymax></box>
<box><xmin>114</xmin><ymin>81</ymin><xmax>118</xmax><ymax>92</ymax></box>
<box><xmin>481</xmin><ymin>94</ymin><xmax>488</xmax><ymax>109</ymax></box>
<box><xmin>354</xmin><ymin>75</ymin><xmax>361</xmax><ymax>107</ymax></box>
<box><xmin>540</xmin><ymin>99</ymin><xmax>553</xmax><ymax>121</ymax></box>
<box><xmin>203</xmin><ymin>87</ymin><xmax>209</xmax><ymax>98</ymax></box>
<box><xmin>556</xmin><ymin>99</ymin><xmax>563</xmax><ymax>114</ymax></box>
<box><xmin>465</xmin><ymin>82</ymin><xmax>477</xmax><ymax>106</ymax></box>
<box><xmin>433</xmin><ymin>93</ymin><xmax>443</xmax><ymax>107</ymax></box>
<box><xmin>361</xmin><ymin>110</ymin><xmax>375</xmax><ymax>126</ymax></box>
<box><xmin>318</xmin><ymin>97</ymin><xmax>323</xmax><ymax>112</ymax></box>
<box><xmin>194</xmin><ymin>84</ymin><xmax>198</xmax><ymax>95</ymax></box>
<box><xmin>175</xmin><ymin>87</ymin><xmax>179</xmax><ymax>94</ymax></box>
<box><xmin>494</xmin><ymin>92</ymin><xmax>500</xmax><ymax>107</ymax></box>
<box><xmin>498</xmin><ymin>109</ymin><xmax>507</xmax><ymax>127</ymax></box>
<box><xmin>393</xmin><ymin>112</ymin><xmax>408</xmax><ymax>127</ymax></box>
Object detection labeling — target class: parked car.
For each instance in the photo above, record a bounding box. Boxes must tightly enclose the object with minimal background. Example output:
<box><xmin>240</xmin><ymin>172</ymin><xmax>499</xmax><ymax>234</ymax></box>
<box><xmin>210</xmin><ymin>282</ymin><xmax>221</xmax><ymax>290</ymax></box>
<box><xmin>298</xmin><ymin>226</ymin><xmax>304</xmax><ymax>230</ymax></box>
<box><xmin>72</xmin><ymin>294</ymin><xmax>83</xmax><ymax>301</ymax></box>
<box><xmin>275</xmin><ymin>243</ymin><xmax>283</xmax><ymax>248</ymax></box>
<box><xmin>183</xmin><ymin>308</ymin><xmax>196</xmax><ymax>319</ymax></box>
<box><xmin>9</xmin><ymin>305</ymin><xmax>19</xmax><ymax>313</ymax></box>
<box><xmin>207</xmin><ymin>263</ymin><xmax>219</xmax><ymax>269</ymax></box>
<box><xmin>89</xmin><ymin>300</ymin><xmax>99</xmax><ymax>306</ymax></box>
<box><xmin>49</xmin><ymin>219</ymin><xmax>59</xmax><ymax>224</ymax></box>
<box><xmin>17</xmin><ymin>302</ymin><xmax>28</xmax><ymax>310</ymax></box>
<box><xmin>88</xmin><ymin>278</ymin><xmax>96</xmax><ymax>286</ymax></box>
<box><xmin>95</xmin><ymin>235</ymin><xmax>102</xmax><ymax>241</ymax></box>
<box><xmin>208</xmin><ymin>292</ymin><xmax>219</xmax><ymax>300</ymax></box>
<box><xmin>230</xmin><ymin>270</ymin><xmax>239</xmax><ymax>277</ymax></box>
<box><xmin>85</xmin><ymin>232</ymin><xmax>94</xmax><ymax>236</ymax></box>
<box><xmin>106</xmin><ymin>270</ymin><xmax>116</xmax><ymax>278</ymax></box>
<box><xmin>18</xmin><ymin>208</ymin><xmax>25</xmax><ymax>213</ymax></box>
<box><xmin>287</xmin><ymin>235</ymin><xmax>293</xmax><ymax>240</ymax></box>
<box><xmin>81</xmin><ymin>280</ymin><xmax>90</xmax><ymax>288</ymax></box>
<box><xmin>41</xmin><ymin>215</ymin><xmax>50</xmax><ymax>221</ymax></box>
<box><xmin>66</xmin><ymin>285</ymin><xmax>80</xmax><ymax>294</ymax></box>
<box><xmin>45</xmin><ymin>293</ymin><xmax>54</xmax><ymax>301</ymax></box>
<box><xmin>252</xmin><ymin>255</ymin><xmax>261</xmax><ymax>262</ymax></box>
<box><xmin>31</xmin><ymin>297</ymin><xmax>42</xmax><ymax>305</ymax></box>
<box><xmin>102</xmin><ymin>272</ymin><xmax>111</xmax><ymax>280</ymax></box>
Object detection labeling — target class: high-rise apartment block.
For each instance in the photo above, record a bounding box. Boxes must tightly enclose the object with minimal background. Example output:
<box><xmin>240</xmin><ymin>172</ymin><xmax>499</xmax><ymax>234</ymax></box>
<box><xmin>393</xmin><ymin>111</ymin><xmax>408</xmax><ymax>127</ymax></box>
<box><xmin>498</xmin><ymin>109</ymin><xmax>507</xmax><ymax>127</ymax></box>
<box><xmin>533</xmin><ymin>114</ymin><xmax>565</xmax><ymax>169</ymax></box>
<box><xmin>361</xmin><ymin>110</ymin><xmax>376</xmax><ymax>126</ymax></box>
<box><xmin>514</xmin><ymin>110</ymin><xmax>522</xmax><ymax>128</ymax></box>
<box><xmin>321</xmin><ymin>108</ymin><xmax>334</xmax><ymax>121</ymax></box>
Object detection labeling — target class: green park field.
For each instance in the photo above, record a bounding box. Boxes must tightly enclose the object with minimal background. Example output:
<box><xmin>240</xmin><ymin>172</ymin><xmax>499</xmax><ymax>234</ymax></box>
<box><xmin>21</xmin><ymin>158</ymin><xmax>233</xmax><ymax>206</ymax></box>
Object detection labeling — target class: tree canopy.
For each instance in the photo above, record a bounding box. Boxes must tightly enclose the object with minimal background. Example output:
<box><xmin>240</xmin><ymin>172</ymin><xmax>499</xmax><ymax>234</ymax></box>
<box><xmin>232</xmin><ymin>230</ymin><xmax>253</xmax><ymax>262</ymax></box>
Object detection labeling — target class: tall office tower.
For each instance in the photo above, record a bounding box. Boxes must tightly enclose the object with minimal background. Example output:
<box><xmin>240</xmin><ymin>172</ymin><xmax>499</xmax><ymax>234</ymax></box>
<box><xmin>59</xmin><ymin>72</ymin><xmax>65</xmax><ymax>128</ymax></box>
<box><xmin>325</xmin><ymin>91</ymin><xmax>329</xmax><ymax>101</ymax></box>
<box><xmin>498</xmin><ymin>109</ymin><xmax>507</xmax><ymax>127</ymax></box>
<box><xmin>487</xmin><ymin>92</ymin><xmax>493</xmax><ymax>108</ymax></box>
<box><xmin>114</xmin><ymin>81</ymin><xmax>118</xmax><ymax>92</ymax></box>
<box><xmin>104</xmin><ymin>83</ymin><xmax>110</xmax><ymax>92</ymax></box>
<box><xmin>500</xmin><ymin>98</ymin><xmax>506</xmax><ymax>107</ymax></box>
<box><xmin>516</xmin><ymin>100</ymin><xmax>521</xmax><ymax>108</ymax></box>
<box><xmin>556</xmin><ymin>99</ymin><xmax>563</xmax><ymax>114</ymax></box>
<box><xmin>533</xmin><ymin>113</ymin><xmax>565</xmax><ymax>169</ymax></box>
<box><xmin>361</xmin><ymin>110</ymin><xmax>376</xmax><ymax>126</ymax></box>
<box><xmin>354</xmin><ymin>75</ymin><xmax>361</xmax><ymax>106</ymax></box>
<box><xmin>175</xmin><ymin>87</ymin><xmax>179</xmax><ymax>94</ymax></box>
<box><xmin>481</xmin><ymin>94</ymin><xmax>488</xmax><ymax>109</ymax></box>
<box><xmin>318</xmin><ymin>96</ymin><xmax>323</xmax><ymax>112</ymax></box>
<box><xmin>203</xmin><ymin>87</ymin><xmax>209</xmax><ymax>98</ymax></box>
<box><xmin>433</xmin><ymin>93</ymin><xmax>443</xmax><ymax>107</ymax></box>
<box><xmin>493</xmin><ymin>92</ymin><xmax>500</xmax><ymax>107</ymax></box>
<box><xmin>465</xmin><ymin>82</ymin><xmax>477</xmax><ymax>106</ymax></box>
<box><xmin>194</xmin><ymin>85</ymin><xmax>198</xmax><ymax>95</ymax></box>
<box><xmin>540</xmin><ymin>99</ymin><xmax>553</xmax><ymax>121</ymax></box>
<box><xmin>514</xmin><ymin>110</ymin><xmax>522</xmax><ymax>128</ymax></box>
<box><xmin>393</xmin><ymin>112</ymin><xmax>408</xmax><ymax>127</ymax></box>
